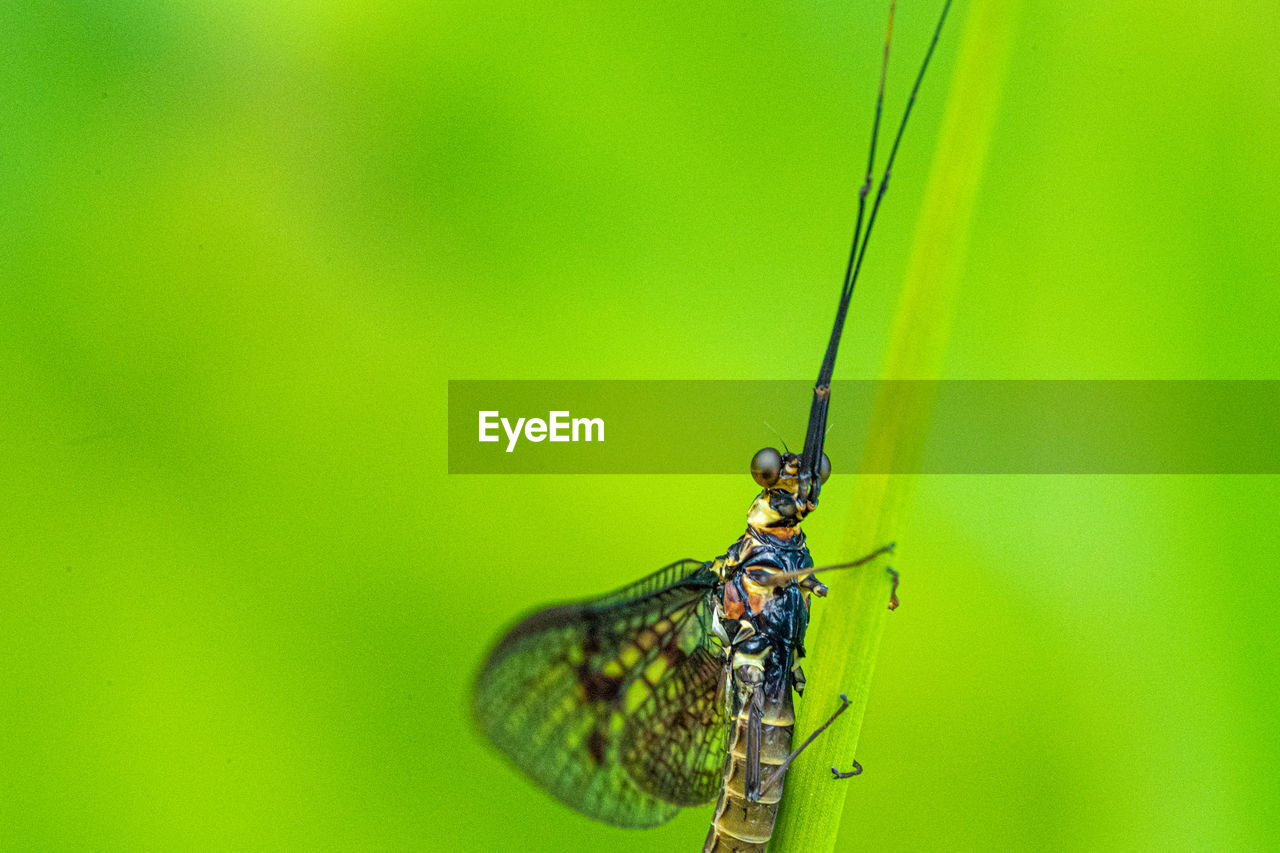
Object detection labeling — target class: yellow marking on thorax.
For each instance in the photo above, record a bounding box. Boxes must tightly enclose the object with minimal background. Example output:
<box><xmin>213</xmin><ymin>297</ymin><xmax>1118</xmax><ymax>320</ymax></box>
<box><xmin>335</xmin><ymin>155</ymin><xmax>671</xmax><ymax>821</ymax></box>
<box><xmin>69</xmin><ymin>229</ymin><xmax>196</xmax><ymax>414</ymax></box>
<box><xmin>731</xmin><ymin>648</ymin><xmax>767</xmax><ymax>673</ymax></box>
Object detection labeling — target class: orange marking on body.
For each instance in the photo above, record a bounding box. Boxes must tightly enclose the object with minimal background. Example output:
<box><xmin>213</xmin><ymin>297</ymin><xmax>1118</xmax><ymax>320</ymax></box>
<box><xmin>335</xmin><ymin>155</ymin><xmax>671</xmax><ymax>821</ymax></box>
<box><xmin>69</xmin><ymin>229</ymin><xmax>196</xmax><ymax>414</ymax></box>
<box><xmin>724</xmin><ymin>583</ymin><xmax>745</xmax><ymax>619</ymax></box>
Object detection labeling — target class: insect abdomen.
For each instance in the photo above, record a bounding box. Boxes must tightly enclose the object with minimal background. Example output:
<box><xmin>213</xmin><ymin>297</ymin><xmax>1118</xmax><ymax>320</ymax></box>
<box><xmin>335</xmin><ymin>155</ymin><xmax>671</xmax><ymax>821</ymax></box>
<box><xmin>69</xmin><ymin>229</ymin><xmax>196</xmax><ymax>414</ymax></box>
<box><xmin>703</xmin><ymin>687</ymin><xmax>794</xmax><ymax>853</ymax></box>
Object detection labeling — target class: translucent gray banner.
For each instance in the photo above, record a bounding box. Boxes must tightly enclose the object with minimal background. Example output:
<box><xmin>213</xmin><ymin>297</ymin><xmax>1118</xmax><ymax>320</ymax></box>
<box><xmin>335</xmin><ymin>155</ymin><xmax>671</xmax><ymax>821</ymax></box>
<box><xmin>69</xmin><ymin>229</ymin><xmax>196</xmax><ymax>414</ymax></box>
<box><xmin>447</xmin><ymin>380</ymin><xmax>1278</xmax><ymax>474</ymax></box>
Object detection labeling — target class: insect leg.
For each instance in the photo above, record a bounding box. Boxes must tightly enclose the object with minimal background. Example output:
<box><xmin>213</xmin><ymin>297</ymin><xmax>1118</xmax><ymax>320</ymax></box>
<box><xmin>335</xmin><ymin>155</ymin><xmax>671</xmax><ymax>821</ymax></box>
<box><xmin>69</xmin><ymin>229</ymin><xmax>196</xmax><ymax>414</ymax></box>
<box><xmin>886</xmin><ymin>565</ymin><xmax>900</xmax><ymax>611</ymax></box>
<box><xmin>832</xmin><ymin>760</ymin><xmax>864</xmax><ymax>779</ymax></box>
<box><xmin>763</xmin><ymin>693</ymin><xmax>854</xmax><ymax>791</ymax></box>
<box><xmin>759</xmin><ymin>541</ymin><xmax>896</xmax><ymax>589</ymax></box>
<box><xmin>743</xmin><ymin>685</ymin><xmax>764</xmax><ymax>801</ymax></box>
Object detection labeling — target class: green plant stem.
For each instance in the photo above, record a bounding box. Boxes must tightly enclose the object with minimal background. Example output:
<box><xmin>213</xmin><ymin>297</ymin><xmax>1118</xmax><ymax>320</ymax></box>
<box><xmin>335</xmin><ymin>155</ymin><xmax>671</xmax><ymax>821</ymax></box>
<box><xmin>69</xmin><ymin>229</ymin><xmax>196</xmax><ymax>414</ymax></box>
<box><xmin>769</xmin><ymin>1</ymin><xmax>1021</xmax><ymax>850</ymax></box>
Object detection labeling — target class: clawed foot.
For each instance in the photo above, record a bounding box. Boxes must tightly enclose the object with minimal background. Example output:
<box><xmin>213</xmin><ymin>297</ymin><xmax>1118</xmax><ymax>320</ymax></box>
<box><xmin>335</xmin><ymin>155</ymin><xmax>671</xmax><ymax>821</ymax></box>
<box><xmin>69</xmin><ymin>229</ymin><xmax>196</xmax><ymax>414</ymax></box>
<box><xmin>832</xmin><ymin>760</ymin><xmax>863</xmax><ymax>779</ymax></box>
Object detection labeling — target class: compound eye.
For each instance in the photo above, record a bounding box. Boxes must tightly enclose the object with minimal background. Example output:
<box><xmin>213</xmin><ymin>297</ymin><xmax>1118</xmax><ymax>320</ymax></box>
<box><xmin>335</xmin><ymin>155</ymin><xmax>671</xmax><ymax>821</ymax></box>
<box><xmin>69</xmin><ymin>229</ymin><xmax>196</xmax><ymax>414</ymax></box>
<box><xmin>751</xmin><ymin>447</ymin><xmax>782</xmax><ymax>488</ymax></box>
<box><xmin>819</xmin><ymin>453</ymin><xmax>832</xmax><ymax>484</ymax></box>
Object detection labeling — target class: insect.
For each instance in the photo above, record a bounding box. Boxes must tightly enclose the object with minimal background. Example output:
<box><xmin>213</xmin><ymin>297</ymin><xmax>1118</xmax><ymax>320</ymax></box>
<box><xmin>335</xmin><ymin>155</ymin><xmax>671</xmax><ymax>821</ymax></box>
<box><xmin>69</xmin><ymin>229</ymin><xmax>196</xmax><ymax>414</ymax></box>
<box><xmin>473</xmin><ymin>2</ymin><xmax>952</xmax><ymax>850</ymax></box>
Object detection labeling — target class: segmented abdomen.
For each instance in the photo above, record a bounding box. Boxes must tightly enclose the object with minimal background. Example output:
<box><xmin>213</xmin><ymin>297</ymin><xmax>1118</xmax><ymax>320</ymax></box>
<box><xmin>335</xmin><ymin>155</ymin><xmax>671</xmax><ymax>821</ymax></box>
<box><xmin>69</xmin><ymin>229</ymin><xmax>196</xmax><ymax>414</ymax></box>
<box><xmin>702</xmin><ymin>687</ymin><xmax>794</xmax><ymax>853</ymax></box>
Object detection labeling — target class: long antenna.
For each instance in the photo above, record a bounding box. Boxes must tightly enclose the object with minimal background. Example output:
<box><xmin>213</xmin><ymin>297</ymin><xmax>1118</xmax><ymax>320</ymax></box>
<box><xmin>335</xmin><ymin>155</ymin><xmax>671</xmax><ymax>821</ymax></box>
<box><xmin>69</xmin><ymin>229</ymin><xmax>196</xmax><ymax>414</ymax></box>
<box><xmin>796</xmin><ymin>0</ymin><xmax>954</xmax><ymax>507</ymax></box>
<box><xmin>846</xmin><ymin>0</ymin><xmax>954</xmax><ymax>313</ymax></box>
<box><xmin>828</xmin><ymin>0</ymin><xmax>898</xmax><ymax>389</ymax></box>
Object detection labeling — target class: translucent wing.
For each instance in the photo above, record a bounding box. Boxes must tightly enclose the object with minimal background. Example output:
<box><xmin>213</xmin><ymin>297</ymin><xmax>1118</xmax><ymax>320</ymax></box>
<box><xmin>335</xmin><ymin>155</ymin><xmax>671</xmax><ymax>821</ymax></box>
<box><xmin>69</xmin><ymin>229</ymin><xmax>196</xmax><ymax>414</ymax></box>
<box><xmin>621</xmin><ymin>645</ymin><xmax>731</xmax><ymax>806</ymax></box>
<box><xmin>472</xmin><ymin>559</ymin><xmax>719</xmax><ymax>828</ymax></box>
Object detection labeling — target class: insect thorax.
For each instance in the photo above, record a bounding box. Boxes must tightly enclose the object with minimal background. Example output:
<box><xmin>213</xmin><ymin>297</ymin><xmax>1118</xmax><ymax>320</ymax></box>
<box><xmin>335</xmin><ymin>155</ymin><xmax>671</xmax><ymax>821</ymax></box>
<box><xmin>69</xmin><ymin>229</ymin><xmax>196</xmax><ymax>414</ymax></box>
<box><xmin>711</xmin><ymin>521</ymin><xmax>817</xmax><ymax>694</ymax></box>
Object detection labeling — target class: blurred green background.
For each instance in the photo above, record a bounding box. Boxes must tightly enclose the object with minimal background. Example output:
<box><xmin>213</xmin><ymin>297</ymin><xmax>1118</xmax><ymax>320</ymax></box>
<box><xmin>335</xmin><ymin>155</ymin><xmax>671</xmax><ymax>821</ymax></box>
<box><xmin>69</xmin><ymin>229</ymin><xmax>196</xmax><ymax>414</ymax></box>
<box><xmin>3</xmin><ymin>1</ymin><xmax>1277</xmax><ymax>850</ymax></box>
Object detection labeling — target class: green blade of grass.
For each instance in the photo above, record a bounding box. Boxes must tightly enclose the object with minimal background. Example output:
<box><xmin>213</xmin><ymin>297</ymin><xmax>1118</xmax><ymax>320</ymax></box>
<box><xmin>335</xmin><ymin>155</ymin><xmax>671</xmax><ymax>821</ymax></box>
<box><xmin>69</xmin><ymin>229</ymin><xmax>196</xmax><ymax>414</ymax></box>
<box><xmin>769</xmin><ymin>1</ymin><xmax>1022</xmax><ymax>850</ymax></box>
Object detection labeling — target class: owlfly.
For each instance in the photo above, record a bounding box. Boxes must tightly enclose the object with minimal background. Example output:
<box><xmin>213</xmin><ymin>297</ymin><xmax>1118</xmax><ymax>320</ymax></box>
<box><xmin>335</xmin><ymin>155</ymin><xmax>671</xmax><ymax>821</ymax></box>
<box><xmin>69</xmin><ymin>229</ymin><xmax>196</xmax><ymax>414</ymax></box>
<box><xmin>473</xmin><ymin>2</ymin><xmax>953</xmax><ymax>849</ymax></box>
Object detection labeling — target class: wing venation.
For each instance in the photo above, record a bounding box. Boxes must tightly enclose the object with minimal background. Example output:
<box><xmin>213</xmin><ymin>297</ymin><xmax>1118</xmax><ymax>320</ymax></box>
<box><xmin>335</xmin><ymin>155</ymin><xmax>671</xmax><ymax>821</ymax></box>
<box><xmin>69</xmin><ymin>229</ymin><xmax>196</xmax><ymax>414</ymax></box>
<box><xmin>472</xmin><ymin>559</ymin><xmax>719</xmax><ymax>827</ymax></box>
<box><xmin>621</xmin><ymin>645</ymin><xmax>730</xmax><ymax>806</ymax></box>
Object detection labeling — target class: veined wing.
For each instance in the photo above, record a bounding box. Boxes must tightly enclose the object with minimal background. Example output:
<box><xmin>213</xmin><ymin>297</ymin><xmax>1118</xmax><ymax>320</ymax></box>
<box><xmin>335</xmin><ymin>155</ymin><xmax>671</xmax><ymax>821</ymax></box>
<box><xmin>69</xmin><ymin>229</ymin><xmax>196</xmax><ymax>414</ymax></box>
<box><xmin>621</xmin><ymin>645</ymin><xmax>731</xmax><ymax>807</ymax></box>
<box><xmin>472</xmin><ymin>559</ymin><xmax>719</xmax><ymax>828</ymax></box>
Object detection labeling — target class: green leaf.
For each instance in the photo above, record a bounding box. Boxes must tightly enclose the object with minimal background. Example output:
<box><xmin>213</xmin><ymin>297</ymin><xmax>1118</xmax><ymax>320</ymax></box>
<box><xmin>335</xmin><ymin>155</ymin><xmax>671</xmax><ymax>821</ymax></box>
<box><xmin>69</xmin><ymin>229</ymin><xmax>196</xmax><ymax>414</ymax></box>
<box><xmin>770</xmin><ymin>2</ymin><xmax>1023</xmax><ymax>850</ymax></box>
